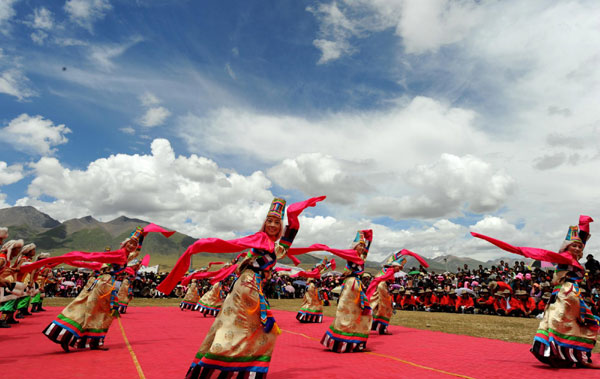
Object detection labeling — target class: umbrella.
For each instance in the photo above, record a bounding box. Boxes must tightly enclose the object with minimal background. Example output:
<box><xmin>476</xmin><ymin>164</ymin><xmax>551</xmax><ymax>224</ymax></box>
<box><xmin>62</xmin><ymin>281</ymin><xmax>75</xmax><ymax>287</ymax></box>
<box><xmin>531</xmin><ymin>260</ymin><xmax>555</xmax><ymax>269</ymax></box>
<box><xmin>293</xmin><ymin>280</ymin><xmax>307</xmax><ymax>287</ymax></box>
<box><xmin>394</xmin><ymin>271</ymin><xmax>407</xmax><ymax>278</ymax></box>
<box><xmin>331</xmin><ymin>286</ymin><xmax>342</xmax><ymax>294</ymax></box>
<box><xmin>389</xmin><ymin>284</ymin><xmax>403</xmax><ymax>289</ymax></box>
<box><xmin>323</xmin><ymin>271</ymin><xmax>342</xmax><ymax>277</ymax></box>
<box><xmin>284</xmin><ymin>285</ymin><xmax>295</xmax><ymax>293</ymax></box>
<box><xmin>408</xmin><ymin>270</ymin><xmax>421</xmax><ymax>275</ymax></box>
<box><xmin>456</xmin><ymin>288</ymin><xmax>475</xmax><ymax>297</ymax></box>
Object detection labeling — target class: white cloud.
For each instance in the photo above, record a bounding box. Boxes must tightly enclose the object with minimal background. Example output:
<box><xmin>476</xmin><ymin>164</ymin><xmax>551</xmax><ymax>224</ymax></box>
<box><xmin>139</xmin><ymin>106</ymin><xmax>171</xmax><ymax>127</ymax></box>
<box><xmin>225</xmin><ymin>63</ymin><xmax>236</xmax><ymax>80</ymax></box>
<box><xmin>2</xmin><ymin>114</ymin><xmax>71</xmax><ymax>156</ymax></box>
<box><xmin>0</xmin><ymin>69</ymin><xmax>38</xmax><ymax>101</ymax></box>
<box><xmin>177</xmin><ymin>96</ymin><xmax>484</xmax><ymax>165</ymax></box>
<box><xmin>120</xmin><ymin>126</ymin><xmax>135</xmax><ymax>135</ymax></box>
<box><xmin>268</xmin><ymin>153</ymin><xmax>373</xmax><ymax>204</ymax></box>
<box><xmin>31</xmin><ymin>31</ymin><xmax>49</xmax><ymax>45</ymax></box>
<box><xmin>366</xmin><ymin>154</ymin><xmax>515</xmax><ymax>219</ymax></box>
<box><xmin>313</xmin><ymin>39</ymin><xmax>353</xmax><ymax>65</ymax></box>
<box><xmin>32</xmin><ymin>7</ymin><xmax>55</xmax><ymax>30</ymax></box>
<box><xmin>139</xmin><ymin>92</ymin><xmax>160</xmax><ymax>107</ymax></box>
<box><xmin>0</xmin><ymin>0</ymin><xmax>17</xmax><ymax>35</ymax></box>
<box><xmin>0</xmin><ymin>161</ymin><xmax>24</xmax><ymax>186</ymax></box>
<box><xmin>19</xmin><ymin>139</ymin><xmax>278</xmax><ymax>238</ymax></box>
<box><xmin>88</xmin><ymin>36</ymin><xmax>143</xmax><ymax>71</ymax></box>
<box><xmin>136</xmin><ymin>92</ymin><xmax>170</xmax><ymax>127</ymax></box>
<box><xmin>64</xmin><ymin>0</ymin><xmax>112</xmax><ymax>31</ymax></box>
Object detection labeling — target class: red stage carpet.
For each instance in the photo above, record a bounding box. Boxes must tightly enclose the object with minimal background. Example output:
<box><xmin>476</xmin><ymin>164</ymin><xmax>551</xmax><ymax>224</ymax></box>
<box><xmin>1</xmin><ymin>306</ymin><xmax>599</xmax><ymax>378</ymax></box>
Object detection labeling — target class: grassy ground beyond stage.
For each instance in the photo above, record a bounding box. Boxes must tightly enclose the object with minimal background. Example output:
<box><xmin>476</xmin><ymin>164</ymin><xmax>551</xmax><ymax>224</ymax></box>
<box><xmin>44</xmin><ymin>297</ymin><xmax>600</xmax><ymax>352</ymax></box>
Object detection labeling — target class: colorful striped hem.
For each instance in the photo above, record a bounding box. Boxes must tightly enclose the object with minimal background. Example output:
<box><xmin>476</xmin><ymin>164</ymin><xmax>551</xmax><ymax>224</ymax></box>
<box><xmin>372</xmin><ymin>317</ymin><xmax>389</xmax><ymax>326</ymax></box>
<box><xmin>536</xmin><ymin>329</ymin><xmax>595</xmax><ymax>351</ymax></box>
<box><xmin>298</xmin><ymin>308</ymin><xmax>323</xmax><ymax>316</ymax></box>
<box><xmin>326</xmin><ymin>327</ymin><xmax>369</xmax><ymax>343</ymax></box>
<box><xmin>55</xmin><ymin>314</ymin><xmax>108</xmax><ymax>337</ymax></box>
<box><xmin>197</xmin><ymin>302</ymin><xmax>221</xmax><ymax>311</ymax></box>
<box><xmin>190</xmin><ymin>353</ymin><xmax>270</xmax><ymax>373</ymax></box>
<box><xmin>373</xmin><ymin>315</ymin><xmax>390</xmax><ymax>322</ymax></box>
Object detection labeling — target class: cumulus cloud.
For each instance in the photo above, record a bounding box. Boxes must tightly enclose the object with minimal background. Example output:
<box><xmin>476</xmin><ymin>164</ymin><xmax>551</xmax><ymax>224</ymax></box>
<box><xmin>366</xmin><ymin>154</ymin><xmax>515</xmax><ymax>219</ymax></box>
<box><xmin>19</xmin><ymin>139</ymin><xmax>277</xmax><ymax>237</ymax></box>
<box><xmin>0</xmin><ymin>161</ymin><xmax>24</xmax><ymax>186</ymax></box>
<box><xmin>31</xmin><ymin>7</ymin><xmax>55</xmax><ymax>30</ymax></box>
<box><xmin>64</xmin><ymin>0</ymin><xmax>112</xmax><ymax>31</ymax></box>
<box><xmin>1</xmin><ymin>114</ymin><xmax>71</xmax><ymax>156</ymax></box>
<box><xmin>177</xmin><ymin>96</ymin><xmax>484</xmax><ymax>165</ymax></box>
<box><xmin>268</xmin><ymin>153</ymin><xmax>373</xmax><ymax>204</ymax></box>
<box><xmin>137</xmin><ymin>92</ymin><xmax>170</xmax><ymax>127</ymax></box>
<box><xmin>0</xmin><ymin>69</ymin><xmax>38</xmax><ymax>101</ymax></box>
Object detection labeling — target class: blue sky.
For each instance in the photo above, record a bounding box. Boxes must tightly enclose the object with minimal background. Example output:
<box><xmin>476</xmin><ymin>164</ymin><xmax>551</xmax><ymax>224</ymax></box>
<box><xmin>1</xmin><ymin>0</ymin><xmax>600</xmax><ymax>261</ymax></box>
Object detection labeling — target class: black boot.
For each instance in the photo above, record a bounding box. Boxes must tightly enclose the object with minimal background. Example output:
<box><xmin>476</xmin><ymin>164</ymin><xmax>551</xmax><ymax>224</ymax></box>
<box><xmin>30</xmin><ymin>303</ymin><xmax>39</xmax><ymax>313</ymax></box>
<box><xmin>0</xmin><ymin>313</ymin><xmax>11</xmax><ymax>328</ymax></box>
<box><xmin>21</xmin><ymin>307</ymin><xmax>33</xmax><ymax>316</ymax></box>
<box><xmin>7</xmin><ymin>311</ymin><xmax>19</xmax><ymax>324</ymax></box>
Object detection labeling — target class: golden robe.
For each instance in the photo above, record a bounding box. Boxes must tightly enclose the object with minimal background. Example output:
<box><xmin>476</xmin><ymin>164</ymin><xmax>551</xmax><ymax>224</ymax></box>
<box><xmin>370</xmin><ymin>281</ymin><xmax>393</xmax><ymax>334</ymax></box>
<box><xmin>296</xmin><ymin>281</ymin><xmax>323</xmax><ymax>323</ymax></box>
<box><xmin>117</xmin><ymin>277</ymin><xmax>132</xmax><ymax>313</ymax></box>
<box><xmin>321</xmin><ymin>276</ymin><xmax>372</xmax><ymax>353</ymax></box>
<box><xmin>531</xmin><ymin>266</ymin><xmax>599</xmax><ymax>367</ymax></box>
<box><xmin>186</xmin><ymin>243</ymin><xmax>288</xmax><ymax>379</ymax></box>
<box><xmin>43</xmin><ymin>273</ymin><xmax>117</xmax><ymax>350</ymax></box>
<box><xmin>180</xmin><ymin>281</ymin><xmax>200</xmax><ymax>311</ymax></box>
<box><xmin>196</xmin><ymin>282</ymin><xmax>223</xmax><ymax>316</ymax></box>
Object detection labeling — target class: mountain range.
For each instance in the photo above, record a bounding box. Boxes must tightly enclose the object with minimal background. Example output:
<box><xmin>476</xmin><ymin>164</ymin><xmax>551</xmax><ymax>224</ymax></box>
<box><xmin>0</xmin><ymin>206</ymin><xmax>525</xmax><ymax>272</ymax></box>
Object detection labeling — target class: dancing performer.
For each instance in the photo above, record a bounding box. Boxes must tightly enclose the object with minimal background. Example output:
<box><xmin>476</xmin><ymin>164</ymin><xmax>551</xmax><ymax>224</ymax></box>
<box><xmin>156</xmin><ymin>196</ymin><xmax>327</xmax><ymax>379</ymax></box>
<box><xmin>15</xmin><ymin>243</ymin><xmax>37</xmax><ymax>318</ymax></box>
<box><xmin>30</xmin><ymin>252</ymin><xmax>51</xmax><ymax>313</ymax></box>
<box><xmin>367</xmin><ymin>254</ymin><xmax>406</xmax><ymax>335</ymax></box>
<box><xmin>117</xmin><ymin>229</ymin><xmax>146</xmax><ymax>314</ymax></box>
<box><xmin>32</xmin><ymin>224</ymin><xmax>173</xmax><ymax>352</ymax></box>
<box><xmin>0</xmin><ymin>239</ymin><xmax>24</xmax><ymax>327</ymax></box>
<box><xmin>321</xmin><ymin>230</ymin><xmax>373</xmax><ymax>353</ymax></box>
<box><xmin>181</xmin><ymin>278</ymin><xmax>201</xmax><ymax>311</ymax></box>
<box><xmin>472</xmin><ymin>215</ymin><xmax>600</xmax><ymax>368</ymax></box>
<box><xmin>295</xmin><ymin>258</ymin><xmax>335</xmax><ymax>323</ymax></box>
<box><xmin>196</xmin><ymin>276</ymin><xmax>227</xmax><ymax>317</ymax></box>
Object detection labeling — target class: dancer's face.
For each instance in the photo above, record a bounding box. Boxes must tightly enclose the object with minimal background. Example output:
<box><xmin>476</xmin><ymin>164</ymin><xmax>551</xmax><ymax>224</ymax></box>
<box><xmin>567</xmin><ymin>241</ymin><xmax>584</xmax><ymax>260</ymax></box>
<box><xmin>264</xmin><ymin>216</ymin><xmax>282</xmax><ymax>239</ymax></box>
<box><xmin>124</xmin><ymin>239</ymin><xmax>138</xmax><ymax>253</ymax></box>
<box><xmin>355</xmin><ymin>243</ymin><xmax>366</xmax><ymax>257</ymax></box>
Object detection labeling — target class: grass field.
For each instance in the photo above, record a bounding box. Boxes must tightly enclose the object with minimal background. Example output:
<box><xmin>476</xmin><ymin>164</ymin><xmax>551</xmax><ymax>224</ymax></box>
<box><xmin>42</xmin><ymin>297</ymin><xmax>600</xmax><ymax>352</ymax></box>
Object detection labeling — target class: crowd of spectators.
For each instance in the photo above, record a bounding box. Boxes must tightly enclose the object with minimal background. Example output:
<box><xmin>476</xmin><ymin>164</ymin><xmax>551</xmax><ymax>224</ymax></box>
<box><xmin>45</xmin><ymin>254</ymin><xmax>600</xmax><ymax>320</ymax></box>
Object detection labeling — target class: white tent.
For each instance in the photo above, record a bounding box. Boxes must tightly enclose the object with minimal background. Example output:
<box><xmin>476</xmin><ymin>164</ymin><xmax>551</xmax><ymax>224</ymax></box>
<box><xmin>138</xmin><ymin>264</ymin><xmax>159</xmax><ymax>274</ymax></box>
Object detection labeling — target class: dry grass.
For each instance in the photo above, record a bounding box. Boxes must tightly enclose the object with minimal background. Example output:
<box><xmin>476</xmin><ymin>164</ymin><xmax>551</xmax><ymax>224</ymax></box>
<box><xmin>42</xmin><ymin>297</ymin><xmax>600</xmax><ymax>352</ymax></box>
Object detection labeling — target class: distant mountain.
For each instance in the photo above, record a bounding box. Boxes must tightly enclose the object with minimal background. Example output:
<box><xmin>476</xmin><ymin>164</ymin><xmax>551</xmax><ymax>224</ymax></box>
<box><xmin>0</xmin><ymin>206</ymin><xmax>61</xmax><ymax>231</ymax></box>
<box><xmin>0</xmin><ymin>206</ymin><xmax>383</xmax><ymax>270</ymax></box>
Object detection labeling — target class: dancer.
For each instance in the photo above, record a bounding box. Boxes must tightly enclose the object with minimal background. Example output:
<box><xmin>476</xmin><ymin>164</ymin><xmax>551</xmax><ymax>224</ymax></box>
<box><xmin>30</xmin><ymin>252</ymin><xmax>52</xmax><ymax>313</ymax></box>
<box><xmin>295</xmin><ymin>257</ymin><xmax>335</xmax><ymax>323</ymax></box>
<box><xmin>321</xmin><ymin>230</ymin><xmax>373</xmax><ymax>353</ymax></box>
<box><xmin>472</xmin><ymin>215</ymin><xmax>600</xmax><ymax>368</ymax></box>
<box><xmin>117</xmin><ymin>229</ymin><xmax>146</xmax><ymax>314</ymax></box>
<box><xmin>181</xmin><ymin>278</ymin><xmax>201</xmax><ymax>311</ymax></box>
<box><xmin>0</xmin><ymin>239</ymin><xmax>24</xmax><ymax>327</ymax></box>
<box><xmin>195</xmin><ymin>275</ymin><xmax>226</xmax><ymax>317</ymax></box>
<box><xmin>35</xmin><ymin>224</ymin><xmax>173</xmax><ymax>351</ymax></box>
<box><xmin>153</xmin><ymin>197</ymin><xmax>325</xmax><ymax>379</ymax></box>
<box><xmin>367</xmin><ymin>253</ymin><xmax>406</xmax><ymax>335</ymax></box>
<box><xmin>15</xmin><ymin>243</ymin><xmax>37</xmax><ymax>318</ymax></box>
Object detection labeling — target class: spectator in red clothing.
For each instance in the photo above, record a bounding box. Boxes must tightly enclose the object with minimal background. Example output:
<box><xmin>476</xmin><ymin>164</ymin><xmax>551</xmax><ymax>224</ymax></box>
<box><xmin>456</xmin><ymin>292</ymin><xmax>475</xmax><ymax>314</ymax></box>
<box><xmin>517</xmin><ymin>290</ymin><xmax>536</xmax><ymax>317</ymax></box>
<box><xmin>477</xmin><ymin>288</ymin><xmax>495</xmax><ymax>314</ymax></box>
<box><xmin>429</xmin><ymin>288</ymin><xmax>443</xmax><ymax>312</ymax></box>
